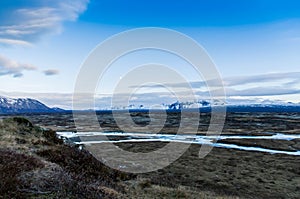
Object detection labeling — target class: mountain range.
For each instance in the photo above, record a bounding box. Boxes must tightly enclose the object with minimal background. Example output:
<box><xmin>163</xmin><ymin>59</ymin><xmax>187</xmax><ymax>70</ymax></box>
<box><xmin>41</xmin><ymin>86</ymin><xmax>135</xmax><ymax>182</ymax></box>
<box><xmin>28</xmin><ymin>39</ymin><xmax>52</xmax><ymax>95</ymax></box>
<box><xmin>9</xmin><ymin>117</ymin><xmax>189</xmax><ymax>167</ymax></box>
<box><xmin>0</xmin><ymin>96</ymin><xmax>300</xmax><ymax>114</ymax></box>
<box><xmin>0</xmin><ymin>96</ymin><xmax>64</xmax><ymax>114</ymax></box>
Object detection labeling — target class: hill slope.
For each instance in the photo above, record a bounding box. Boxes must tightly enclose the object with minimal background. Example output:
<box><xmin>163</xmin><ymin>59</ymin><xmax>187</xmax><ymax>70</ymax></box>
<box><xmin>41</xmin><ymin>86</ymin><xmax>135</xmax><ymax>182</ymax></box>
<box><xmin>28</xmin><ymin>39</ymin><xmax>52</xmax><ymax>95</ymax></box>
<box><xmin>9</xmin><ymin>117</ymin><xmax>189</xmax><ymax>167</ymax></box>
<box><xmin>0</xmin><ymin>96</ymin><xmax>63</xmax><ymax>114</ymax></box>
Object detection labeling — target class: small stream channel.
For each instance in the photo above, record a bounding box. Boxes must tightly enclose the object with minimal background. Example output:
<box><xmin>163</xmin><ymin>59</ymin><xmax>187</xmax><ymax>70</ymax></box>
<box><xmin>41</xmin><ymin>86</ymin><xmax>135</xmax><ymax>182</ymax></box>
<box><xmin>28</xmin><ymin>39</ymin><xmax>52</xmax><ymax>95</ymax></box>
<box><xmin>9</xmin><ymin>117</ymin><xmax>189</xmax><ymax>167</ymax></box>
<box><xmin>57</xmin><ymin>132</ymin><xmax>300</xmax><ymax>156</ymax></box>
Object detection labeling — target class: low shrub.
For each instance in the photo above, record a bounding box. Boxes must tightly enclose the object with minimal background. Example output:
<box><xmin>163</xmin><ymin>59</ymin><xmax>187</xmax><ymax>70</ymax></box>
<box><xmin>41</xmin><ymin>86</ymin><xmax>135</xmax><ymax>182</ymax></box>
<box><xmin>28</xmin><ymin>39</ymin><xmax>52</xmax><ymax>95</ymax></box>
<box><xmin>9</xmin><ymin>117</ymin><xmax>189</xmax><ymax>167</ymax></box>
<box><xmin>37</xmin><ymin>145</ymin><xmax>135</xmax><ymax>185</ymax></box>
<box><xmin>0</xmin><ymin>149</ymin><xmax>44</xmax><ymax>197</ymax></box>
<box><xmin>42</xmin><ymin>129</ymin><xmax>63</xmax><ymax>145</ymax></box>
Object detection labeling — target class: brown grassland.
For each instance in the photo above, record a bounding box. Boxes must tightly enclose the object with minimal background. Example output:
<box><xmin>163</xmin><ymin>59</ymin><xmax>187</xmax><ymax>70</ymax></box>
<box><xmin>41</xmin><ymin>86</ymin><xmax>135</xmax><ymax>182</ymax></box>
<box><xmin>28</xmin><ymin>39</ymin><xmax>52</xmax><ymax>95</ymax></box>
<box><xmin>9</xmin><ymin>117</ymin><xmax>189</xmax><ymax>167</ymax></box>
<box><xmin>0</xmin><ymin>112</ymin><xmax>299</xmax><ymax>198</ymax></box>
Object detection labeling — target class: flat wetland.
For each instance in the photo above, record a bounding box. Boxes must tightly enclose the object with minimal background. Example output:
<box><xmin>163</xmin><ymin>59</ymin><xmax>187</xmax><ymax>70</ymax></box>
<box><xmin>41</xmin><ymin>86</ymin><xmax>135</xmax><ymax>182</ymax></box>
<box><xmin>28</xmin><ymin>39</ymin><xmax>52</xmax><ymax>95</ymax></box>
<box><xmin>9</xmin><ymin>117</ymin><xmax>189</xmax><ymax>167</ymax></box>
<box><xmin>1</xmin><ymin>112</ymin><xmax>299</xmax><ymax>198</ymax></box>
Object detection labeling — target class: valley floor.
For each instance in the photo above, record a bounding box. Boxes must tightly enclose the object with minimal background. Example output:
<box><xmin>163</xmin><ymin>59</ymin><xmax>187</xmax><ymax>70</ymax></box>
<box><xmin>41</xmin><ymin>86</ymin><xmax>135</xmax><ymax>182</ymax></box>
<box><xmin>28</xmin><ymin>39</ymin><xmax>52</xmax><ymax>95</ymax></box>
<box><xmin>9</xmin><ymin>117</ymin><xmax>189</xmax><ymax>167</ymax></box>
<box><xmin>0</xmin><ymin>112</ymin><xmax>299</xmax><ymax>198</ymax></box>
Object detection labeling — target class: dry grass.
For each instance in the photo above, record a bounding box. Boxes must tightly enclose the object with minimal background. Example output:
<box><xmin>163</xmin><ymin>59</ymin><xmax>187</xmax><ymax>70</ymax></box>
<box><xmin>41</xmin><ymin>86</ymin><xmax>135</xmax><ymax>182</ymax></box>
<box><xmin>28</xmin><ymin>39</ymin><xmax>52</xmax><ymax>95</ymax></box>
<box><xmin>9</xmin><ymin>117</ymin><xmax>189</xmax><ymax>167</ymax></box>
<box><xmin>0</xmin><ymin>117</ymin><xmax>45</xmax><ymax>151</ymax></box>
<box><xmin>0</xmin><ymin>117</ymin><xmax>134</xmax><ymax>198</ymax></box>
<box><xmin>0</xmin><ymin>149</ymin><xmax>44</xmax><ymax>198</ymax></box>
<box><xmin>123</xmin><ymin>178</ymin><xmax>240</xmax><ymax>199</ymax></box>
<box><xmin>2</xmin><ymin>115</ymin><xmax>298</xmax><ymax>198</ymax></box>
<box><xmin>0</xmin><ymin>116</ymin><xmax>239</xmax><ymax>198</ymax></box>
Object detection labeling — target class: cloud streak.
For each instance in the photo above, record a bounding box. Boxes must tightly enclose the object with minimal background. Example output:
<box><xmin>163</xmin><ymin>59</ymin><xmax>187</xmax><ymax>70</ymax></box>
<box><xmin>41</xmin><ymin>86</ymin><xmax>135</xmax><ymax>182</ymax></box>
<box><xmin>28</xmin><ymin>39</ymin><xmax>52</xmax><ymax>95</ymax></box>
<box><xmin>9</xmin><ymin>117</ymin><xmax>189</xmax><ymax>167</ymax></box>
<box><xmin>43</xmin><ymin>69</ymin><xmax>59</xmax><ymax>76</ymax></box>
<box><xmin>0</xmin><ymin>0</ymin><xmax>89</xmax><ymax>46</ymax></box>
<box><xmin>225</xmin><ymin>87</ymin><xmax>300</xmax><ymax>97</ymax></box>
<box><xmin>136</xmin><ymin>72</ymin><xmax>300</xmax><ymax>95</ymax></box>
<box><xmin>223</xmin><ymin>72</ymin><xmax>300</xmax><ymax>87</ymax></box>
<box><xmin>0</xmin><ymin>0</ymin><xmax>89</xmax><ymax>77</ymax></box>
<box><xmin>0</xmin><ymin>54</ymin><xmax>37</xmax><ymax>77</ymax></box>
<box><xmin>144</xmin><ymin>72</ymin><xmax>300</xmax><ymax>89</ymax></box>
<box><xmin>0</xmin><ymin>38</ymin><xmax>33</xmax><ymax>47</ymax></box>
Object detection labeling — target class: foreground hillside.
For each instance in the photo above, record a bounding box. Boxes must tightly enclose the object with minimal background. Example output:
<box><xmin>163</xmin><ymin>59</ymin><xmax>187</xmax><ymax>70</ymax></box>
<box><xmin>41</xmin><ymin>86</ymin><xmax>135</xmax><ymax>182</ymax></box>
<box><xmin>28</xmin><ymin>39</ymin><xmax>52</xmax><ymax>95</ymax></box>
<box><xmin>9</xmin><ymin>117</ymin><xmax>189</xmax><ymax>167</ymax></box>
<box><xmin>0</xmin><ymin>117</ymin><xmax>134</xmax><ymax>198</ymax></box>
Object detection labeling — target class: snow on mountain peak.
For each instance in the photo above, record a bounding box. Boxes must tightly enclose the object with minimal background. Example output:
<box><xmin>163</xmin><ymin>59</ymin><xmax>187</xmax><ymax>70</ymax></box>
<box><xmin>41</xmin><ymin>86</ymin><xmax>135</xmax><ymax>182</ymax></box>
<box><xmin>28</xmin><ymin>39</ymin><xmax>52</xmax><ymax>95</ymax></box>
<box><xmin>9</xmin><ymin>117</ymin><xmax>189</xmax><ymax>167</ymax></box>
<box><xmin>0</xmin><ymin>96</ymin><xmax>63</xmax><ymax>114</ymax></box>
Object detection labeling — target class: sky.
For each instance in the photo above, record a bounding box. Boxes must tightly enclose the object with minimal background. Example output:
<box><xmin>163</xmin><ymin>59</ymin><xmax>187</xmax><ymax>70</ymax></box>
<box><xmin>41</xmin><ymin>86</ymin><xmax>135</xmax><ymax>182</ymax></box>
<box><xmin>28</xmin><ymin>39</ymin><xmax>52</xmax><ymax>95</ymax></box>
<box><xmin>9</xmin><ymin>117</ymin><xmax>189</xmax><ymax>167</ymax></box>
<box><xmin>0</xmin><ymin>0</ymin><xmax>300</xmax><ymax>109</ymax></box>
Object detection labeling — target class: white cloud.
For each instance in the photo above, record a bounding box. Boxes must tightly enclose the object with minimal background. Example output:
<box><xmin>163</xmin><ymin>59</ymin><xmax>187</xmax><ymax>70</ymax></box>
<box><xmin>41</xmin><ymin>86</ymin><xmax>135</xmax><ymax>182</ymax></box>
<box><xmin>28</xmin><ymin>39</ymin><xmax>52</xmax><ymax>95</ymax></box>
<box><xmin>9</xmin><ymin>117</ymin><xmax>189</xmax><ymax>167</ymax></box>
<box><xmin>225</xmin><ymin>87</ymin><xmax>300</xmax><ymax>97</ymax></box>
<box><xmin>0</xmin><ymin>54</ymin><xmax>37</xmax><ymax>78</ymax></box>
<box><xmin>131</xmin><ymin>72</ymin><xmax>300</xmax><ymax>100</ymax></box>
<box><xmin>0</xmin><ymin>0</ymin><xmax>89</xmax><ymax>77</ymax></box>
<box><xmin>0</xmin><ymin>38</ymin><xmax>33</xmax><ymax>47</ymax></box>
<box><xmin>223</xmin><ymin>72</ymin><xmax>300</xmax><ymax>87</ymax></box>
<box><xmin>0</xmin><ymin>0</ymin><xmax>89</xmax><ymax>46</ymax></box>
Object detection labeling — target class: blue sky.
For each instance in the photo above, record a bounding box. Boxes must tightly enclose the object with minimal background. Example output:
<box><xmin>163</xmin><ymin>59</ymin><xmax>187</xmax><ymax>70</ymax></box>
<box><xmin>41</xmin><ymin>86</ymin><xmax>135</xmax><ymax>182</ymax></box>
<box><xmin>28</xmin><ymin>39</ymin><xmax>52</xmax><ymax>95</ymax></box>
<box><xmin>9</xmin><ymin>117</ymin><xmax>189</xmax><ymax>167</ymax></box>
<box><xmin>0</xmin><ymin>0</ymin><xmax>300</xmax><ymax>108</ymax></box>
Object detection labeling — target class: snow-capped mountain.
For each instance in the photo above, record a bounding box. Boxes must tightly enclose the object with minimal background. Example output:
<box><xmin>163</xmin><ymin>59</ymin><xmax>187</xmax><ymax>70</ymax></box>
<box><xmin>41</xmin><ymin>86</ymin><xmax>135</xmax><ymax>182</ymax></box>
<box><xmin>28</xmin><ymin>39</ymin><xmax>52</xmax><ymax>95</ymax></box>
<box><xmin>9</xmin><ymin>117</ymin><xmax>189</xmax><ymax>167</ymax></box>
<box><xmin>0</xmin><ymin>96</ymin><xmax>64</xmax><ymax>114</ymax></box>
<box><xmin>1</xmin><ymin>95</ymin><xmax>299</xmax><ymax>113</ymax></box>
<box><xmin>110</xmin><ymin>99</ymin><xmax>300</xmax><ymax>112</ymax></box>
